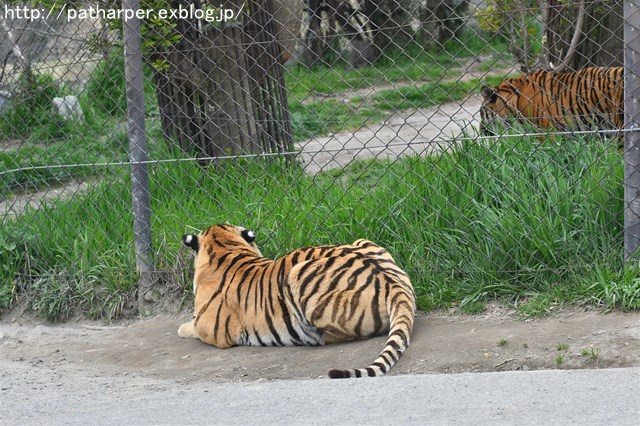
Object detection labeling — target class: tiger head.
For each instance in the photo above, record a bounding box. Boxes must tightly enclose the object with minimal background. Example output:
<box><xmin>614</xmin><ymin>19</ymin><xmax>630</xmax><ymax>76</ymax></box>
<box><xmin>479</xmin><ymin>81</ymin><xmax>522</xmax><ymax>136</ymax></box>
<box><xmin>183</xmin><ymin>224</ymin><xmax>261</xmax><ymax>255</ymax></box>
<box><xmin>183</xmin><ymin>225</ymin><xmax>262</xmax><ymax>290</ymax></box>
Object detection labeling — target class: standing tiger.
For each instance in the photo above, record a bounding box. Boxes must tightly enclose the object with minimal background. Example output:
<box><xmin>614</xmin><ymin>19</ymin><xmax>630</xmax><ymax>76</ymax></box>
<box><xmin>178</xmin><ymin>224</ymin><xmax>416</xmax><ymax>378</ymax></box>
<box><xmin>479</xmin><ymin>67</ymin><xmax>623</xmax><ymax>137</ymax></box>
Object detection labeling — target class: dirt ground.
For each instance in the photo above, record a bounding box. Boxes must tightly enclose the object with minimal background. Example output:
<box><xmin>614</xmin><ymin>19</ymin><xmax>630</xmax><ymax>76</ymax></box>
<box><xmin>1</xmin><ymin>305</ymin><xmax>638</xmax><ymax>384</ymax></box>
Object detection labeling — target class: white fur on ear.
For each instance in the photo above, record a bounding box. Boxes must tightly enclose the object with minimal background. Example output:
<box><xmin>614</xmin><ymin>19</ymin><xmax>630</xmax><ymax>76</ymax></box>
<box><xmin>241</xmin><ymin>229</ymin><xmax>256</xmax><ymax>243</ymax></box>
<box><xmin>183</xmin><ymin>234</ymin><xmax>199</xmax><ymax>251</ymax></box>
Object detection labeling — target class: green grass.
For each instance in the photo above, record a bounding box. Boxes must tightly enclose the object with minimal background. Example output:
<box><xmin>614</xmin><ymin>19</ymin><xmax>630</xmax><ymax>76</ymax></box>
<box><xmin>370</xmin><ymin>77</ymin><xmax>505</xmax><ymax>111</ymax></box>
<box><xmin>285</xmin><ymin>44</ymin><xmax>454</xmax><ymax>100</ymax></box>
<box><xmin>0</xmin><ymin>127</ymin><xmax>128</xmax><ymax>197</ymax></box>
<box><xmin>1</xmin><ymin>134</ymin><xmax>636</xmax><ymax>320</ymax></box>
<box><xmin>2</xmin><ymin>31</ymin><xmax>507</xmax><ymax>193</ymax></box>
<box><xmin>0</xmin><ymin>73</ymin><xmax>69</xmax><ymax>140</ymax></box>
<box><xmin>289</xmin><ymin>99</ymin><xmax>388</xmax><ymax>141</ymax></box>
<box><xmin>2</xmin><ymin>28</ymin><xmax>634</xmax><ymax>321</ymax></box>
<box><xmin>579</xmin><ymin>264</ymin><xmax>640</xmax><ymax>310</ymax></box>
<box><xmin>285</xmin><ymin>31</ymin><xmax>509</xmax><ymax>140</ymax></box>
<box><xmin>581</xmin><ymin>347</ymin><xmax>600</xmax><ymax>362</ymax></box>
<box><xmin>0</xmin><ymin>168</ymin><xmax>137</xmax><ymax>320</ymax></box>
<box><xmin>287</xmin><ymin>74</ymin><xmax>505</xmax><ymax>142</ymax></box>
<box><xmin>0</xmin><ymin>49</ymin><xmax>158</xmax><ymax>197</ymax></box>
<box><xmin>0</xmin><ymin>54</ymin><xmax>156</xmax><ymax>143</ymax></box>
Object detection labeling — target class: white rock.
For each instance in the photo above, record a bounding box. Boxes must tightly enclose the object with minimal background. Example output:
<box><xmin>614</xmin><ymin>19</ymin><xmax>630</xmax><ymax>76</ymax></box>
<box><xmin>53</xmin><ymin>96</ymin><xmax>84</xmax><ymax>122</ymax></box>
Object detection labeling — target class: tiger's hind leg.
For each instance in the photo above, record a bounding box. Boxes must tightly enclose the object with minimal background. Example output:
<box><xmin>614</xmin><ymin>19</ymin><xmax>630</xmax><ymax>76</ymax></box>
<box><xmin>286</xmin><ymin>254</ymin><xmax>415</xmax><ymax>378</ymax></box>
<box><xmin>316</xmin><ymin>289</ymin><xmax>390</xmax><ymax>344</ymax></box>
<box><xmin>285</xmin><ymin>258</ymin><xmax>391</xmax><ymax>344</ymax></box>
<box><xmin>294</xmin><ymin>288</ymin><xmax>390</xmax><ymax>344</ymax></box>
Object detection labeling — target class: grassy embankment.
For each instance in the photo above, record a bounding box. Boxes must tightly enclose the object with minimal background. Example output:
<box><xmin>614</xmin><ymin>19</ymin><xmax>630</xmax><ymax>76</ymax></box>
<box><xmin>2</xmin><ymin>33</ymin><xmax>636</xmax><ymax>321</ymax></box>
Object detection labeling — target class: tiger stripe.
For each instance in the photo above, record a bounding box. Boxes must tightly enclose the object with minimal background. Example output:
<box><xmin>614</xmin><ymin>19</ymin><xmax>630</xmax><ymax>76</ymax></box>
<box><xmin>178</xmin><ymin>224</ymin><xmax>416</xmax><ymax>378</ymax></box>
<box><xmin>480</xmin><ymin>66</ymin><xmax>624</xmax><ymax>137</ymax></box>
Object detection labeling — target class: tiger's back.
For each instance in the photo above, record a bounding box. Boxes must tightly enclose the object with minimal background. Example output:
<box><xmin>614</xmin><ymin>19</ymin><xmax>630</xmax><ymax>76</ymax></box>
<box><xmin>179</xmin><ymin>224</ymin><xmax>416</xmax><ymax>378</ymax></box>
<box><xmin>479</xmin><ymin>67</ymin><xmax>624</xmax><ymax>136</ymax></box>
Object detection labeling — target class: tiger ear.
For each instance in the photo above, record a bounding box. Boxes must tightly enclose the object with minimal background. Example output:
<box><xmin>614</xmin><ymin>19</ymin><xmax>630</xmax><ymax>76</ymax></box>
<box><xmin>481</xmin><ymin>86</ymin><xmax>496</xmax><ymax>101</ymax></box>
<box><xmin>183</xmin><ymin>234</ymin><xmax>199</xmax><ymax>252</ymax></box>
<box><xmin>241</xmin><ymin>229</ymin><xmax>256</xmax><ymax>244</ymax></box>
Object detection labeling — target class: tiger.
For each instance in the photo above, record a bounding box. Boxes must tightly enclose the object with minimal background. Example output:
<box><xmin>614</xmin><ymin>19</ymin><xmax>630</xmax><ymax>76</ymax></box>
<box><xmin>178</xmin><ymin>223</ymin><xmax>416</xmax><ymax>379</ymax></box>
<box><xmin>479</xmin><ymin>67</ymin><xmax>624</xmax><ymax>138</ymax></box>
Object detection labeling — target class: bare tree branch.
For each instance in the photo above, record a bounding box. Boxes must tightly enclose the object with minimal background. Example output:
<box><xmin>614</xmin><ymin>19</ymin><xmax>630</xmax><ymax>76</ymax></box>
<box><xmin>0</xmin><ymin>18</ymin><xmax>34</xmax><ymax>86</ymax></box>
<box><xmin>553</xmin><ymin>0</ymin><xmax>585</xmax><ymax>72</ymax></box>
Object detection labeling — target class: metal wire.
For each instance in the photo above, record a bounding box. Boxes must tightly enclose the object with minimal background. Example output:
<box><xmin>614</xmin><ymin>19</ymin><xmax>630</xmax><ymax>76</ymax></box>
<box><xmin>0</xmin><ymin>0</ymin><xmax>636</xmax><ymax>311</ymax></box>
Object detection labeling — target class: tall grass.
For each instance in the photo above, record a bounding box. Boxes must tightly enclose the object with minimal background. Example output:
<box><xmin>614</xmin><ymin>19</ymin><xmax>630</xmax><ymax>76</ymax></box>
<box><xmin>1</xmin><ymin>135</ymin><xmax>634</xmax><ymax>319</ymax></box>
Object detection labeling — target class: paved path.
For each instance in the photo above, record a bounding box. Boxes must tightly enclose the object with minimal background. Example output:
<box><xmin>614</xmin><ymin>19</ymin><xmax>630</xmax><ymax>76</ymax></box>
<box><xmin>2</xmin><ymin>311</ymin><xmax>638</xmax><ymax>424</ymax></box>
<box><xmin>297</xmin><ymin>96</ymin><xmax>482</xmax><ymax>174</ymax></box>
<box><xmin>2</xmin><ymin>361</ymin><xmax>637</xmax><ymax>425</ymax></box>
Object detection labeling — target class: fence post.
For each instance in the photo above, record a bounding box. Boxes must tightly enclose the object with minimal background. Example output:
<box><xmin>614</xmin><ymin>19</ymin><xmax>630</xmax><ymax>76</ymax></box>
<box><xmin>122</xmin><ymin>0</ymin><xmax>154</xmax><ymax>307</ymax></box>
<box><xmin>624</xmin><ymin>0</ymin><xmax>640</xmax><ymax>261</ymax></box>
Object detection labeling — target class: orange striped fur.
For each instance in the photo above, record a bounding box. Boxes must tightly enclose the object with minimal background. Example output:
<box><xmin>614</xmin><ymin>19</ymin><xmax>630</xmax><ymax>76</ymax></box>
<box><xmin>480</xmin><ymin>67</ymin><xmax>623</xmax><ymax>136</ymax></box>
<box><xmin>178</xmin><ymin>224</ymin><xmax>416</xmax><ymax>378</ymax></box>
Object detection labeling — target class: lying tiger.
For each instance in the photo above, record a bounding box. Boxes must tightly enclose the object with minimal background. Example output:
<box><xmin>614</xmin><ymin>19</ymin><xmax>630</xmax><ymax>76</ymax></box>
<box><xmin>178</xmin><ymin>224</ymin><xmax>416</xmax><ymax>378</ymax></box>
<box><xmin>479</xmin><ymin>66</ymin><xmax>623</xmax><ymax>137</ymax></box>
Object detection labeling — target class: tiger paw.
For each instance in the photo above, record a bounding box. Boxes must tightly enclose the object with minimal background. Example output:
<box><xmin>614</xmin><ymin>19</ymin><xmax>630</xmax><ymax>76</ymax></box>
<box><xmin>178</xmin><ymin>322</ymin><xmax>195</xmax><ymax>338</ymax></box>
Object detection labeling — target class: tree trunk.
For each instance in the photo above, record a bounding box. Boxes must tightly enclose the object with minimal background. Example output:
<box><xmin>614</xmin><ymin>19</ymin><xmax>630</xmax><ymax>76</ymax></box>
<box><xmin>154</xmin><ymin>0</ymin><xmax>293</xmax><ymax>160</ymax></box>
<box><xmin>542</xmin><ymin>0</ymin><xmax>623</xmax><ymax>71</ymax></box>
<box><xmin>0</xmin><ymin>18</ymin><xmax>35</xmax><ymax>88</ymax></box>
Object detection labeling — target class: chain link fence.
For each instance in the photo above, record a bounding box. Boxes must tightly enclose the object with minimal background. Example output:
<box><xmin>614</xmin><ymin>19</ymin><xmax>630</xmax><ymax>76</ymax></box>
<box><xmin>1</xmin><ymin>0</ymin><xmax>638</xmax><ymax>320</ymax></box>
